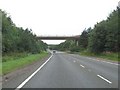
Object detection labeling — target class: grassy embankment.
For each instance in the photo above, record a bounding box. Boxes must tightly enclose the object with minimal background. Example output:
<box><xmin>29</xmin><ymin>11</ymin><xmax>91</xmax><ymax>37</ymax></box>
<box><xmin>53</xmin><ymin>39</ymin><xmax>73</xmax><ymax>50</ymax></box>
<box><xmin>0</xmin><ymin>52</ymin><xmax>49</xmax><ymax>75</ymax></box>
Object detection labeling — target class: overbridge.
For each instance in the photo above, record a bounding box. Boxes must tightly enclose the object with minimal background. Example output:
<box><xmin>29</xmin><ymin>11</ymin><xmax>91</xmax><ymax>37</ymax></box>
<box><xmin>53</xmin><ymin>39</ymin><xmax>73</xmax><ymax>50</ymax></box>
<box><xmin>37</xmin><ymin>35</ymin><xmax>80</xmax><ymax>40</ymax></box>
<box><xmin>37</xmin><ymin>35</ymin><xmax>80</xmax><ymax>46</ymax></box>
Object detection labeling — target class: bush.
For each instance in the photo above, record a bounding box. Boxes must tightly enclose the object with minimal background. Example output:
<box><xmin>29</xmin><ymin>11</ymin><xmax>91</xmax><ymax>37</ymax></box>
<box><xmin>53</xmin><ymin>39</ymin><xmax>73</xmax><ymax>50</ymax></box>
<box><xmin>70</xmin><ymin>46</ymin><xmax>80</xmax><ymax>52</ymax></box>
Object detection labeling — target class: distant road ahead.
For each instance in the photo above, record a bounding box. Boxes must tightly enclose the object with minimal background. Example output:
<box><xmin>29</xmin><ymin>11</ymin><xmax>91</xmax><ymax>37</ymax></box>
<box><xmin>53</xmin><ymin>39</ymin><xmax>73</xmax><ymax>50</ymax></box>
<box><xmin>21</xmin><ymin>52</ymin><xmax>118</xmax><ymax>88</ymax></box>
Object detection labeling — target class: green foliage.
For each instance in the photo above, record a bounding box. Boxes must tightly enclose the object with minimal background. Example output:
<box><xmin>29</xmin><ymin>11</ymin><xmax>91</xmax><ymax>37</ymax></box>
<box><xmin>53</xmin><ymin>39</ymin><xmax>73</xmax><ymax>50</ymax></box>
<box><xmin>78</xmin><ymin>28</ymin><xmax>91</xmax><ymax>49</ymax></box>
<box><xmin>56</xmin><ymin>7</ymin><xmax>119</xmax><ymax>55</ymax></box>
<box><xmin>104</xmin><ymin>9</ymin><xmax>118</xmax><ymax>52</ymax></box>
<box><xmin>2</xmin><ymin>52</ymin><xmax>48</xmax><ymax>75</ymax></box>
<box><xmin>70</xmin><ymin>46</ymin><xmax>80</xmax><ymax>52</ymax></box>
<box><xmin>88</xmin><ymin>21</ymin><xmax>107</xmax><ymax>53</ymax></box>
<box><xmin>1</xmin><ymin>10</ymin><xmax>48</xmax><ymax>55</ymax></box>
<box><xmin>88</xmin><ymin>8</ymin><xmax>119</xmax><ymax>53</ymax></box>
<box><xmin>54</xmin><ymin>40</ymin><xmax>77</xmax><ymax>51</ymax></box>
<box><xmin>2</xmin><ymin>52</ymin><xmax>28</xmax><ymax>62</ymax></box>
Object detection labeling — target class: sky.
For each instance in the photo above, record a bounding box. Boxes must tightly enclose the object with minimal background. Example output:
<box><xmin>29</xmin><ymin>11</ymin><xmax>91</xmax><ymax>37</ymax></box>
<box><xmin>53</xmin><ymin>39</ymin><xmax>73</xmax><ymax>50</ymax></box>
<box><xmin>0</xmin><ymin>0</ymin><xmax>119</xmax><ymax>44</ymax></box>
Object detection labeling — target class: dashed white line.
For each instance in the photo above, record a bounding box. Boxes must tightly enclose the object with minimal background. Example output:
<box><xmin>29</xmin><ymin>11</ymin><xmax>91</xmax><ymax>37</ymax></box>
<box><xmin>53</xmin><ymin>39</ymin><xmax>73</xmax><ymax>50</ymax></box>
<box><xmin>15</xmin><ymin>54</ymin><xmax>53</xmax><ymax>89</ymax></box>
<box><xmin>73</xmin><ymin>60</ymin><xmax>76</xmax><ymax>63</ymax></box>
<box><xmin>97</xmin><ymin>75</ymin><xmax>112</xmax><ymax>84</ymax></box>
<box><xmin>80</xmin><ymin>64</ymin><xmax>85</xmax><ymax>68</ymax></box>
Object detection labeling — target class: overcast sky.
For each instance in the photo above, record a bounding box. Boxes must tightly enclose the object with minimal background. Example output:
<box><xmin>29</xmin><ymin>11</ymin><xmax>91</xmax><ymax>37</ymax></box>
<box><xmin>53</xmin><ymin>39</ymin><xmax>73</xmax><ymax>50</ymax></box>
<box><xmin>0</xmin><ymin>0</ymin><xmax>119</xmax><ymax>44</ymax></box>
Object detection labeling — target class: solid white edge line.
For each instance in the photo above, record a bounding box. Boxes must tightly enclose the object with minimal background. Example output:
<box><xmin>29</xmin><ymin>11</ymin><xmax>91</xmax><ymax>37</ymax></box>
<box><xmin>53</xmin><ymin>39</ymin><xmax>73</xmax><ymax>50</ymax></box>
<box><xmin>87</xmin><ymin>57</ymin><xmax>119</xmax><ymax>66</ymax></box>
<box><xmin>15</xmin><ymin>54</ymin><xmax>53</xmax><ymax>89</ymax></box>
<box><xmin>100</xmin><ymin>60</ymin><xmax>119</xmax><ymax>66</ymax></box>
<box><xmin>80</xmin><ymin>64</ymin><xmax>85</xmax><ymax>68</ymax></box>
<box><xmin>97</xmin><ymin>75</ymin><xmax>112</xmax><ymax>84</ymax></box>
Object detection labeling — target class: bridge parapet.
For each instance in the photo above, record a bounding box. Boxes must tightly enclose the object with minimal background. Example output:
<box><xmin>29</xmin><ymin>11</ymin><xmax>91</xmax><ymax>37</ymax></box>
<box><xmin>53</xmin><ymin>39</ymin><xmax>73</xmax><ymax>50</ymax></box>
<box><xmin>37</xmin><ymin>35</ymin><xmax>80</xmax><ymax>40</ymax></box>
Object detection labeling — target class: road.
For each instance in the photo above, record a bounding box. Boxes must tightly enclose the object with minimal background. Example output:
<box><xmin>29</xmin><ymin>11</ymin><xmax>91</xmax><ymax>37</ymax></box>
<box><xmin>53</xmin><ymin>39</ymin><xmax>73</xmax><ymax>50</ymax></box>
<box><xmin>17</xmin><ymin>52</ymin><xmax>118</xmax><ymax>88</ymax></box>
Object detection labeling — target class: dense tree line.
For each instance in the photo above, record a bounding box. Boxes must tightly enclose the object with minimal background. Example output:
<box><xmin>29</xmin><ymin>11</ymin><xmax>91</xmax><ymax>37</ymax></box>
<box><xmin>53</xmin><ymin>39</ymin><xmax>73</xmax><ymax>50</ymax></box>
<box><xmin>88</xmin><ymin>7</ymin><xmax>119</xmax><ymax>53</ymax></box>
<box><xmin>54</xmin><ymin>7</ymin><xmax>119</xmax><ymax>54</ymax></box>
<box><xmin>1</xmin><ymin>10</ymin><xmax>47</xmax><ymax>55</ymax></box>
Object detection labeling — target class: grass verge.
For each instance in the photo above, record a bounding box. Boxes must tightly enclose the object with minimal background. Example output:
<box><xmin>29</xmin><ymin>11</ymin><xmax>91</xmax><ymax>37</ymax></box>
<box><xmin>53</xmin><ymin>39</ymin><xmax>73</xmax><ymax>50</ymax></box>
<box><xmin>79</xmin><ymin>51</ymin><xmax>119</xmax><ymax>62</ymax></box>
<box><xmin>1</xmin><ymin>52</ymin><xmax>49</xmax><ymax>75</ymax></box>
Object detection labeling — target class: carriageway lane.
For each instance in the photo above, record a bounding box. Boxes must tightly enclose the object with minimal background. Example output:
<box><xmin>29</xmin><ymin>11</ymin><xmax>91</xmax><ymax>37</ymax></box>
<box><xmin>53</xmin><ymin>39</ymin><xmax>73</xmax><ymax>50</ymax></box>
<box><xmin>22</xmin><ymin>53</ymin><xmax>118</xmax><ymax>88</ymax></box>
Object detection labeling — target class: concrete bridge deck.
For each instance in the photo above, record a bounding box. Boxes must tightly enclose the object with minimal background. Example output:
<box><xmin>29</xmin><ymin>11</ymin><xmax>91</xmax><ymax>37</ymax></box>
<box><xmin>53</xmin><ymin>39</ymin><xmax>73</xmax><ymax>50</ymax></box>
<box><xmin>37</xmin><ymin>35</ymin><xmax>80</xmax><ymax>40</ymax></box>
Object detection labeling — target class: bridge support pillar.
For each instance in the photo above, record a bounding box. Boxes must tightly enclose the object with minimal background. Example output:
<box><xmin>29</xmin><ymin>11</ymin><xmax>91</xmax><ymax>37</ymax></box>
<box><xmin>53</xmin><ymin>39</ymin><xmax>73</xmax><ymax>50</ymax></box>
<box><xmin>75</xmin><ymin>40</ymin><xmax>79</xmax><ymax>46</ymax></box>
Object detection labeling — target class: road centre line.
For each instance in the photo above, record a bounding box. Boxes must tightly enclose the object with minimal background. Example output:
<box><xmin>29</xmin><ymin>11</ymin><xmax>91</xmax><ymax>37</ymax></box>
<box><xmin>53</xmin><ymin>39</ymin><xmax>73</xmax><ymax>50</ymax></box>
<box><xmin>80</xmin><ymin>64</ymin><xmax>85</xmax><ymax>68</ymax></box>
<box><xmin>15</xmin><ymin>54</ymin><xmax>53</xmax><ymax>89</ymax></box>
<box><xmin>97</xmin><ymin>75</ymin><xmax>112</xmax><ymax>84</ymax></box>
<box><xmin>73</xmin><ymin>60</ymin><xmax>76</xmax><ymax>62</ymax></box>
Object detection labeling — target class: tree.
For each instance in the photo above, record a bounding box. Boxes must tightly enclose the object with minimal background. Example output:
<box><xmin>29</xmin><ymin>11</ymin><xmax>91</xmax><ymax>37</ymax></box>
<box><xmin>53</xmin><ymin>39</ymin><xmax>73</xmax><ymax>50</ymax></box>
<box><xmin>78</xmin><ymin>28</ymin><xmax>90</xmax><ymax>49</ymax></box>
<box><xmin>1</xmin><ymin>9</ymin><xmax>48</xmax><ymax>55</ymax></box>
<box><xmin>105</xmin><ymin>9</ymin><xmax>118</xmax><ymax>52</ymax></box>
<box><xmin>88</xmin><ymin>21</ymin><xmax>107</xmax><ymax>53</ymax></box>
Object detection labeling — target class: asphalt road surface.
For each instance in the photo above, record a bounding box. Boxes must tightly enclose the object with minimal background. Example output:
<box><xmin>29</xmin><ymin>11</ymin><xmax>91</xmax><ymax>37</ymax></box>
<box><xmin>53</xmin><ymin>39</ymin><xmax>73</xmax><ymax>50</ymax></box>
<box><xmin>19</xmin><ymin>52</ymin><xmax>118</xmax><ymax>88</ymax></box>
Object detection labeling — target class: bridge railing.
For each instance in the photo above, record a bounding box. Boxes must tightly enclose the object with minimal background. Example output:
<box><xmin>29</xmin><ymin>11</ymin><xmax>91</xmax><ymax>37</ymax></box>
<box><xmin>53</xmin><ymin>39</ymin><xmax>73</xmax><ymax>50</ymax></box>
<box><xmin>37</xmin><ymin>35</ymin><xmax>80</xmax><ymax>40</ymax></box>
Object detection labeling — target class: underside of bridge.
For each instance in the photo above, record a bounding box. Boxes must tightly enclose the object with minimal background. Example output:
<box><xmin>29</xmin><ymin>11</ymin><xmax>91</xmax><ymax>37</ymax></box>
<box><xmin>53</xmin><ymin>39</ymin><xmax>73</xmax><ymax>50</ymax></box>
<box><xmin>37</xmin><ymin>35</ymin><xmax>80</xmax><ymax>46</ymax></box>
<box><xmin>37</xmin><ymin>35</ymin><xmax>80</xmax><ymax>40</ymax></box>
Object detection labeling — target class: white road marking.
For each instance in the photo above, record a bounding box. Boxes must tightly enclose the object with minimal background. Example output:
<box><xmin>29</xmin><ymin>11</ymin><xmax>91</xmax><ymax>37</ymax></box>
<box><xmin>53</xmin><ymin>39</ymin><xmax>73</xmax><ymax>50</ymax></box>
<box><xmin>100</xmin><ymin>60</ymin><xmax>119</xmax><ymax>66</ymax></box>
<box><xmin>87</xmin><ymin>57</ymin><xmax>92</xmax><ymax>60</ymax></box>
<box><xmin>80</xmin><ymin>64</ymin><xmax>85</xmax><ymax>68</ymax></box>
<box><xmin>73</xmin><ymin>60</ymin><xmax>76</xmax><ymax>63</ymax></box>
<box><xmin>97</xmin><ymin>75</ymin><xmax>112</xmax><ymax>84</ymax></box>
<box><xmin>15</xmin><ymin>54</ymin><xmax>53</xmax><ymax>89</ymax></box>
